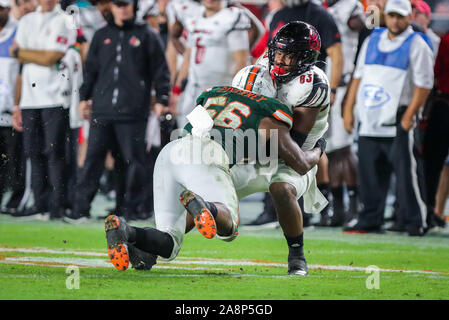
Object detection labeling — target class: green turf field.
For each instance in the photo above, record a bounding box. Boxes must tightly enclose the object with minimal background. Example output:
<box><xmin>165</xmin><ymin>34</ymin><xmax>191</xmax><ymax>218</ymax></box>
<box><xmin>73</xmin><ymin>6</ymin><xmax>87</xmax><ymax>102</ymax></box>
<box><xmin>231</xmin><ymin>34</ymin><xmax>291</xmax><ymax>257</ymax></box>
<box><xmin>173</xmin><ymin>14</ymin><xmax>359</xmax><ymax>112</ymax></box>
<box><xmin>1</xmin><ymin>201</ymin><xmax>448</xmax><ymax>300</ymax></box>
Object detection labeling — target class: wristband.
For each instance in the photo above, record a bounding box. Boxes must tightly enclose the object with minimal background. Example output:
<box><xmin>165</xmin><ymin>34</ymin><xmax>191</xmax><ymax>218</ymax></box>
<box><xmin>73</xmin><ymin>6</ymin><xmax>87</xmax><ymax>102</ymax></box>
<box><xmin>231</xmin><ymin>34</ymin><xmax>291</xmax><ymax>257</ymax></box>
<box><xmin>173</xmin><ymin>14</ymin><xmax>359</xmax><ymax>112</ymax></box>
<box><xmin>13</xmin><ymin>105</ymin><xmax>20</xmax><ymax>112</ymax></box>
<box><xmin>12</xmin><ymin>48</ymin><xmax>19</xmax><ymax>59</ymax></box>
<box><xmin>172</xmin><ymin>85</ymin><xmax>182</xmax><ymax>95</ymax></box>
<box><xmin>330</xmin><ymin>88</ymin><xmax>337</xmax><ymax>95</ymax></box>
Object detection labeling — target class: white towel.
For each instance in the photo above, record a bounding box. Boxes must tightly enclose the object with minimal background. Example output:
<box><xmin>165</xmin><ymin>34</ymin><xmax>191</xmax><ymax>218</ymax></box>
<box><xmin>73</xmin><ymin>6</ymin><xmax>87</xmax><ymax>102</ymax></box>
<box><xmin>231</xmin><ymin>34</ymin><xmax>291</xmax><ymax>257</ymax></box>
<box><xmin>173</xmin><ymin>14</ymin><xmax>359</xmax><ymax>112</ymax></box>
<box><xmin>186</xmin><ymin>105</ymin><xmax>214</xmax><ymax>138</ymax></box>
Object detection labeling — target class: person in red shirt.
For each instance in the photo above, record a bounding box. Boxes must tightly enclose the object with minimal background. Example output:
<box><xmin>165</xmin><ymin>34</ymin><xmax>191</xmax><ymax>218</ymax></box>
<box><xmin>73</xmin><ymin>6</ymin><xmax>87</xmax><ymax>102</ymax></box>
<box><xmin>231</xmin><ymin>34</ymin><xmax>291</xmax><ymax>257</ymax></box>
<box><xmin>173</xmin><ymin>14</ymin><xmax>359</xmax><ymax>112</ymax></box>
<box><xmin>423</xmin><ymin>32</ymin><xmax>449</xmax><ymax>228</ymax></box>
<box><xmin>434</xmin><ymin>33</ymin><xmax>449</xmax><ymax>96</ymax></box>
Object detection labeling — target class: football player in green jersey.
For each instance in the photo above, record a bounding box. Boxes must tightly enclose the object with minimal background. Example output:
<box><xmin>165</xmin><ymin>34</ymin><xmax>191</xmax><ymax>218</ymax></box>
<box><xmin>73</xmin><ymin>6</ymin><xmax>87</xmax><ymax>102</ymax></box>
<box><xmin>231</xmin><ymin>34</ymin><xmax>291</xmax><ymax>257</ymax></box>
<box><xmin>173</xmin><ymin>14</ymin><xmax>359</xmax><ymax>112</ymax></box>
<box><xmin>103</xmin><ymin>79</ymin><xmax>326</xmax><ymax>272</ymax></box>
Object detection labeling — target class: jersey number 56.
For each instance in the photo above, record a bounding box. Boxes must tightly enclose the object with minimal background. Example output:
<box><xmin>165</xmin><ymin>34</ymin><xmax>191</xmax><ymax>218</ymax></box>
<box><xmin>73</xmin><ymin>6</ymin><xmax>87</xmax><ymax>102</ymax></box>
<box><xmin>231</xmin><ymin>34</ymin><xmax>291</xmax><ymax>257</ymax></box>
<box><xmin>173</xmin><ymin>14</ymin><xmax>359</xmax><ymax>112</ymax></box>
<box><xmin>203</xmin><ymin>96</ymin><xmax>251</xmax><ymax>130</ymax></box>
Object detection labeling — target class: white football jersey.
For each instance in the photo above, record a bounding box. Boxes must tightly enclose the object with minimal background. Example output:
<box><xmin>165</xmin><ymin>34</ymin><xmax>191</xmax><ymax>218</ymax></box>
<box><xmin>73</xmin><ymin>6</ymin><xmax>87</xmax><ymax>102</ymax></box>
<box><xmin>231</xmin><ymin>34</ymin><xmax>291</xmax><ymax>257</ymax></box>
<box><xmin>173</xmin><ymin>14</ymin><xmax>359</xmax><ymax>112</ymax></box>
<box><xmin>327</xmin><ymin>0</ymin><xmax>364</xmax><ymax>75</ymax></box>
<box><xmin>166</xmin><ymin>0</ymin><xmax>202</xmax><ymax>27</ymax></box>
<box><xmin>0</xmin><ymin>19</ymin><xmax>19</xmax><ymax>127</ymax></box>
<box><xmin>136</xmin><ymin>0</ymin><xmax>159</xmax><ymax>24</ymax></box>
<box><xmin>57</xmin><ymin>47</ymin><xmax>83</xmax><ymax>129</ymax></box>
<box><xmin>78</xmin><ymin>5</ymin><xmax>107</xmax><ymax>43</ymax></box>
<box><xmin>255</xmin><ymin>55</ymin><xmax>330</xmax><ymax>150</ymax></box>
<box><xmin>16</xmin><ymin>4</ymin><xmax>77</xmax><ymax>109</ymax></box>
<box><xmin>184</xmin><ymin>6</ymin><xmax>251</xmax><ymax>87</ymax></box>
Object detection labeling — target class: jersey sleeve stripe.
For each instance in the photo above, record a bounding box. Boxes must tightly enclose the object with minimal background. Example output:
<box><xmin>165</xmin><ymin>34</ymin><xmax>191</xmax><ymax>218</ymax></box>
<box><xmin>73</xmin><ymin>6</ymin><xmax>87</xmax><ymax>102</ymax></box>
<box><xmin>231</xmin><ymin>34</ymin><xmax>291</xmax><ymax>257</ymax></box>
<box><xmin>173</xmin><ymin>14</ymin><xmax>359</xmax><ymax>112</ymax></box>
<box><xmin>244</xmin><ymin>66</ymin><xmax>260</xmax><ymax>91</ymax></box>
<box><xmin>273</xmin><ymin>109</ymin><xmax>293</xmax><ymax>128</ymax></box>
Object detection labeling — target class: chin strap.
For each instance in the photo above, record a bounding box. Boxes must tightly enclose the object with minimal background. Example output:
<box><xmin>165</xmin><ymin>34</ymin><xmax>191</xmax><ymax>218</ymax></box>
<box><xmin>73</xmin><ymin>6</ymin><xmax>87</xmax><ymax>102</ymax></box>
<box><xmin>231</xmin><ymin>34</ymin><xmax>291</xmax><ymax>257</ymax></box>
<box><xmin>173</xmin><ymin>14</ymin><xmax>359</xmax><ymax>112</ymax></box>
<box><xmin>270</xmin><ymin>65</ymin><xmax>289</xmax><ymax>80</ymax></box>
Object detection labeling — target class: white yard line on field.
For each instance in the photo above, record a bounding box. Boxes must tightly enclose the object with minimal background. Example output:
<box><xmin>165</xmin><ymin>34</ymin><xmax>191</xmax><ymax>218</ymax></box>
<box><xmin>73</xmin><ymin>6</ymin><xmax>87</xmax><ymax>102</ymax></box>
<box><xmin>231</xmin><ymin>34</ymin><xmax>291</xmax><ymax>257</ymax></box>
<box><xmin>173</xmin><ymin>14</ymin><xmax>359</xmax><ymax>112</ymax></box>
<box><xmin>0</xmin><ymin>246</ymin><xmax>448</xmax><ymax>276</ymax></box>
<box><xmin>0</xmin><ymin>247</ymin><xmax>105</xmax><ymax>257</ymax></box>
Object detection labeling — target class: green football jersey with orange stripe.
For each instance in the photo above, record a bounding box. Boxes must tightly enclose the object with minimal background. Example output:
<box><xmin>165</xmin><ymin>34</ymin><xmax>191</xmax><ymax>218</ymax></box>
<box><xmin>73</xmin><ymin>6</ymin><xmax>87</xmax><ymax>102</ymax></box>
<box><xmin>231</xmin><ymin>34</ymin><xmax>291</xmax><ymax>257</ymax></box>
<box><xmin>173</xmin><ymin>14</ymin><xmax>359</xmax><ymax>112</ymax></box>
<box><xmin>183</xmin><ymin>86</ymin><xmax>293</xmax><ymax>164</ymax></box>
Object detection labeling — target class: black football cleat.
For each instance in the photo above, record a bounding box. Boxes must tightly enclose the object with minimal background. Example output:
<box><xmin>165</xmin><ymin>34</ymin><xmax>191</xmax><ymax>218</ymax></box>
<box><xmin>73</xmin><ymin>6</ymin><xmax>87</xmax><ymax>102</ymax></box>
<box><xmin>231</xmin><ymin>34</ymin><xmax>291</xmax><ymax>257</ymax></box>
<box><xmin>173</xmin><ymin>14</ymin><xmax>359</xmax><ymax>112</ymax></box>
<box><xmin>343</xmin><ymin>221</ymin><xmax>384</xmax><ymax>234</ymax></box>
<box><xmin>128</xmin><ymin>243</ymin><xmax>157</xmax><ymax>271</ymax></box>
<box><xmin>287</xmin><ymin>246</ymin><xmax>308</xmax><ymax>276</ymax></box>
<box><xmin>243</xmin><ymin>194</ymin><xmax>279</xmax><ymax>229</ymax></box>
<box><xmin>12</xmin><ymin>206</ymin><xmax>49</xmax><ymax>221</ymax></box>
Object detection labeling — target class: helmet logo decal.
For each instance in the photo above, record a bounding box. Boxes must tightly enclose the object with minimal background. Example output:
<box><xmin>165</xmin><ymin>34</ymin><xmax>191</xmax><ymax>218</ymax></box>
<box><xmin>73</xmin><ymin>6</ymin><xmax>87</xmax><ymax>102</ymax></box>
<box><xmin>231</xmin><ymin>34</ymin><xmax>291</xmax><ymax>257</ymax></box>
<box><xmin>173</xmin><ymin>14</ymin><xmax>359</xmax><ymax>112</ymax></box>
<box><xmin>309</xmin><ymin>32</ymin><xmax>320</xmax><ymax>51</ymax></box>
<box><xmin>276</xmin><ymin>42</ymin><xmax>287</xmax><ymax>49</ymax></box>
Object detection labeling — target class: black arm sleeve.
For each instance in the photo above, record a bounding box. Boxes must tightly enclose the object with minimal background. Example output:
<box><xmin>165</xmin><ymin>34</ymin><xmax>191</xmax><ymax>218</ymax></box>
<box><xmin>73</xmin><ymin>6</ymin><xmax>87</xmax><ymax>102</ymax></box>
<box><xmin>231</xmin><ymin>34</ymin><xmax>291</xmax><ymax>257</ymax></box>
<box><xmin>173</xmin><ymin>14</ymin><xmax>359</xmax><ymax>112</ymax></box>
<box><xmin>146</xmin><ymin>28</ymin><xmax>170</xmax><ymax>106</ymax></box>
<box><xmin>318</xmin><ymin>11</ymin><xmax>341</xmax><ymax>51</ymax></box>
<box><xmin>290</xmin><ymin>131</ymin><xmax>307</xmax><ymax>147</ymax></box>
<box><xmin>79</xmin><ymin>31</ymin><xmax>100</xmax><ymax>101</ymax></box>
<box><xmin>354</xmin><ymin>27</ymin><xmax>371</xmax><ymax>66</ymax></box>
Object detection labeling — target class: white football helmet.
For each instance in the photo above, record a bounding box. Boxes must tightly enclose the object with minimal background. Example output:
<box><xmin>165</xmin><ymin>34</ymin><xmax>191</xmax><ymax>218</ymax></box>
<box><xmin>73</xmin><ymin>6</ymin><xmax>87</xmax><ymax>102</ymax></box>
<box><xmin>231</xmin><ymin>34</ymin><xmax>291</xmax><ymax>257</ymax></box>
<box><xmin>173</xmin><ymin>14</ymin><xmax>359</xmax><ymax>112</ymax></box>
<box><xmin>232</xmin><ymin>65</ymin><xmax>277</xmax><ymax>98</ymax></box>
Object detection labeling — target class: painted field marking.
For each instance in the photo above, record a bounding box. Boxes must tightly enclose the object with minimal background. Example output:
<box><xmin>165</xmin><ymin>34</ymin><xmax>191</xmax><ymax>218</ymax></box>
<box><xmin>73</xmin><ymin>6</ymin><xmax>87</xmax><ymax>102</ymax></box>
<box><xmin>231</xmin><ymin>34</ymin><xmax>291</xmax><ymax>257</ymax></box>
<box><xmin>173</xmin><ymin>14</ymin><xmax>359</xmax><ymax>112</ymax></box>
<box><xmin>1</xmin><ymin>246</ymin><xmax>448</xmax><ymax>276</ymax></box>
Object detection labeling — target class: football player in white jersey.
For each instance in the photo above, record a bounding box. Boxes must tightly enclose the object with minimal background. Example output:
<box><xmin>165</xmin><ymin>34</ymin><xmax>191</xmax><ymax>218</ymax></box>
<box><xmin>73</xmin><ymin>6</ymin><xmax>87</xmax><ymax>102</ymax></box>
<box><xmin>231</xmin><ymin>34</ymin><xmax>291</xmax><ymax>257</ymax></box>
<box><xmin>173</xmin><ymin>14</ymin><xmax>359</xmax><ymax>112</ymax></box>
<box><xmin>230</xmin><ymin>22</ymin><xmax>331</xmax><ymax>276</ymax></box>
<box><xmin>165</xmin><ymin>0</ymin><xmax>201</xmax><ymax>84</ymax></box>
<box><xmin>172</xmin><ymin>0</ymin><xmax>251</xmax><ymax>128</ymax></box>
<box><xmin>324</xmin><ymin>0</ymin><xmax>365</xmax><ymax>226</ymax></box>
<box><xmin>103</xmin><ymin>68</ymin><xmax>325</xmax><ymax>272</ymax></box>
<box><xmin>136</xmin><ymin>0</ymin><xmax>160</xmax><ymax>30</ymax></box>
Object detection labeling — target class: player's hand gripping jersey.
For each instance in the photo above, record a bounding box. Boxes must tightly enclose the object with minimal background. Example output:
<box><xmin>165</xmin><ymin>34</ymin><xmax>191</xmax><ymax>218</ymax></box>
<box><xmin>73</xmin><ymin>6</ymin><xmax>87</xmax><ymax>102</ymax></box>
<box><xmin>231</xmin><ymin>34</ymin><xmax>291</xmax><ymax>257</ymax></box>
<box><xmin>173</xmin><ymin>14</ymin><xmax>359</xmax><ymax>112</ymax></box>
<box><xmin>183</xmin><ymin>86</ymin><xmax>293</xmax><ymax>165</ymax></box>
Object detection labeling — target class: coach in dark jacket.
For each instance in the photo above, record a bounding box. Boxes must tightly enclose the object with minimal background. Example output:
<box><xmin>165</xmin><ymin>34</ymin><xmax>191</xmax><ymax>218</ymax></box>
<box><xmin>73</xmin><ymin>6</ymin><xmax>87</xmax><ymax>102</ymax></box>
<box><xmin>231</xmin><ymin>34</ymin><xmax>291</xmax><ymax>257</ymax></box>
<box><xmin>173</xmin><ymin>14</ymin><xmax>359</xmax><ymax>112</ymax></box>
<box><xmin>65</xmin><ymin>0</ymin><xmax>170</xmax><ymax>223</ymax></box>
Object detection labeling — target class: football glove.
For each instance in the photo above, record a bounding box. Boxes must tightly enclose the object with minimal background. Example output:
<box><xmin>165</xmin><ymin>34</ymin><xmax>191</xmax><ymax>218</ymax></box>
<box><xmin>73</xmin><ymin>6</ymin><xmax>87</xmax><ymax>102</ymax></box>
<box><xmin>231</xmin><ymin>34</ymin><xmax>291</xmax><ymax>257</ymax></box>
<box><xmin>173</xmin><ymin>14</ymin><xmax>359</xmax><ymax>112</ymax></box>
<box><xmin>314</xmin><ymin>137</ymin><xmax>327</xmax><ymax>156</ymax></box>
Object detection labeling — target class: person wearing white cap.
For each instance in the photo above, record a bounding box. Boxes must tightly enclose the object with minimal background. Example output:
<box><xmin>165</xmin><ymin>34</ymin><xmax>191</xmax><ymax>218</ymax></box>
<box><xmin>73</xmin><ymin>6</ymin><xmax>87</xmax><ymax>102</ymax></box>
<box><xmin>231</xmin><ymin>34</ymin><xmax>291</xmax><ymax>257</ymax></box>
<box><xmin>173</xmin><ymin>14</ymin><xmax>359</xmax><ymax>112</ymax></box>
<box><xmin>343</xmin><ymin>0</ymin><xmax>434</xmax><ymax>236</ymax></box>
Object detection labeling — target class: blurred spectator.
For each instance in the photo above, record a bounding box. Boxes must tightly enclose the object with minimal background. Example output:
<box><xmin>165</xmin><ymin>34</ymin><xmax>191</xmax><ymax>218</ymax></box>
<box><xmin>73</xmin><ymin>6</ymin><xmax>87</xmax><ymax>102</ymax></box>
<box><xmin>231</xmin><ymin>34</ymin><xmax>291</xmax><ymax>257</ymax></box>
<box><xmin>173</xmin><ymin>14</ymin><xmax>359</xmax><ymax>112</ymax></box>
<box><xmin>165</xmin><ymin>0</ymin><xmax>202</xmax><ymax>85</ymax></box>
<box><xmin>65</xmin><ymin>0</ymin><xmax>170</xmax><ymax>223</ymax></box>
<box><xmin>434</xmin><ymin>154</ymin><xmax>448</xmax><ymax>224</ymax></box>
<box><xmin>12</xmin><ymin>0</ymin><xmax>37</xmax><ymax>20</ymax></box>
<box><xmin>343</xmin><ymin>0</ymin><xmax>434</xmax><ymax>236</ymax></box>
<box><xmin>0</xmin><ymin>0</ymin><xmax>22</xmax><ymax>215</ymax></box>
<box><xmin>4</xmin><ymin>0</ymin><xmax>37</xmax><ymax>216</ymax></box>
<box><xmin>77</xmin><ymin>0</ymin><xmax>111</xmax><ymax>44</ymax></box>
<box><xmin>325</xmin><ymin>0</ymin><xmax>365</xmax><ymax>227</ymax></box>
<box><xmin>10</xmin><ymin>0</ymin><xmax>76</xmax><ymax>220</ymax></box>
<box><xmin>76</xmin><ymin>0</ymin><xmax>120</xmax><ymax>215</ymax></box>
<box><xmin>228</xmin><ymin>1</ymin><xmax>265</xmax><ymax>51</ymax></box>
<box><xmin>154</xmin><ymin>0</ymin><xmax>170</xmax><ymax>46</ymax></box>
<box><xmin>172</xmin><ymin>0</ymin><xmax>251</xmax><ymax>128</ymax></box>
<box><xmin>355</xmin><ymin>0</ymin><xmax>426</xmax><ymax>66</ymax></box>
<box><xmin>412</xmin><ymin>0</ymin><xmax>440</xmax><ymax>55</ymax></box>
<box><xmin>250</xmin><ymin>0</ymin><xmax>284</xmax><ymax>62</ymax></box>
<box><xmin>58</xmin><ymin>40</ymin><xmax>84</xmax><ymax>214</ymax></box>
<box><xmin>165</xmin><ymin>0</ymin><xmax>260</xmax><ymax>92</ymax></box>
<box><xmin>422</xmin><ymin>31</ymin><xmax>449</xmax><ymax>227</ymax></box>
<box><xmin>136</xmin><ymin>0</ymin><xmax>159</xmax><ymax>30</ymax></box>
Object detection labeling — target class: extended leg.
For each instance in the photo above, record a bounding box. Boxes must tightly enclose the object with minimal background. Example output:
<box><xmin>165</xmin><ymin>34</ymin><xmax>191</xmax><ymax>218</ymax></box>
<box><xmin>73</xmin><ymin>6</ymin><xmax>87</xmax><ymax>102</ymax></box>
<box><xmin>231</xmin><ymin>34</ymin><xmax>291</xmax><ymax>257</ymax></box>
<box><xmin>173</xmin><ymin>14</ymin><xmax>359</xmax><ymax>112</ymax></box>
<box><xmin>269</xmin><ymin>182</ymin><xmax>307</xmax><ymax>276</ymax></box>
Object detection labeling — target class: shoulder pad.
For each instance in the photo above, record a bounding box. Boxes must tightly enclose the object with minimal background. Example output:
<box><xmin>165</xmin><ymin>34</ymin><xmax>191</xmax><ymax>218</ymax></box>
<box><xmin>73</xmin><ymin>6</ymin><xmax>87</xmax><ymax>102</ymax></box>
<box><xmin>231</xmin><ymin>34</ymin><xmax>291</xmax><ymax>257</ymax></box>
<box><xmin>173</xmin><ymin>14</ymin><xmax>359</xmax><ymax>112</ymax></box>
<box><xmin>255</xmin><ymin>54</ymin><xmax>269</xmax><ymax>69</ymax></box>
<box><xmin>169</xmin><ymin>0</ymin><xmax>201</xmax><ymax>25</ymax></box>
<box><xmin>221</xmin><ymin>7</ymin><xmax>251</xmax><ymax>33</ymax></box>
<box><xmin>278</xmin><ymin>66</ymin><xmax>330</xmax><ymax>108</ymax></box>
<box><xmin>232</xmin><ymin>65</ymin><xmax>277</xmax><ymax>98</ymax></box>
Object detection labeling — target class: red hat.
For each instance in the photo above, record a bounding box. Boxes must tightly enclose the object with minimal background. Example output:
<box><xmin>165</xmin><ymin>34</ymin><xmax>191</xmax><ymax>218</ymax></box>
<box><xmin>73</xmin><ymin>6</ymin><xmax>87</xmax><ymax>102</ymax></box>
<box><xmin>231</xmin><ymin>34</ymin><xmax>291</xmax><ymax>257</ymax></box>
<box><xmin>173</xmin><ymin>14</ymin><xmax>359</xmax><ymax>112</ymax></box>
<box><xmin>412</xmin><ymin>0</ymin><xmax>431</xmax><ymax>17</ymax></box>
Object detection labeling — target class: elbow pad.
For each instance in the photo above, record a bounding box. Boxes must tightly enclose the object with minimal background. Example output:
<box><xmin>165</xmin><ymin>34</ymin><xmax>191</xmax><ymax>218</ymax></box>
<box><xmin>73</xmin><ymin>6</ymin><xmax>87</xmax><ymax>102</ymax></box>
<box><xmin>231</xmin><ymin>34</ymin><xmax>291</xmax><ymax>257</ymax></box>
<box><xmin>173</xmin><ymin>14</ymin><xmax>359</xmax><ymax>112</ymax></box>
<box><xmin>290</xmin><ymin>131</ymin><xmax>307</xmax><ymax>147</ymax></box>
